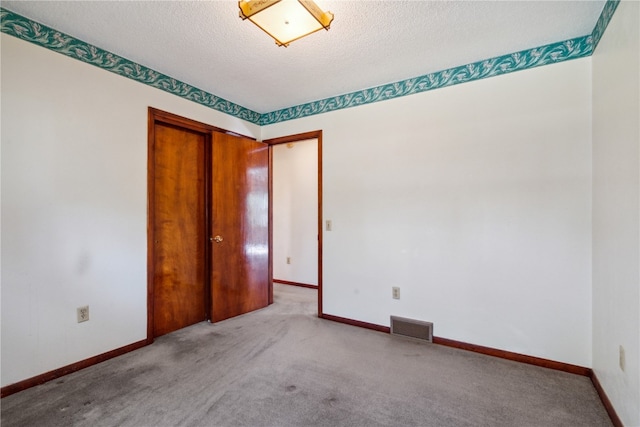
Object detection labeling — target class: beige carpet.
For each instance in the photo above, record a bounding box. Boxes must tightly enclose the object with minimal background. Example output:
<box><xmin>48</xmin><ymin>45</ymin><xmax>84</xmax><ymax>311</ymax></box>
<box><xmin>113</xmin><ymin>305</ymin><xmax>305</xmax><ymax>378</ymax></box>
<box><xmin>2</xmin><ymin>284</ymin><xmax>612</xmax><ymax>426</ymax></box>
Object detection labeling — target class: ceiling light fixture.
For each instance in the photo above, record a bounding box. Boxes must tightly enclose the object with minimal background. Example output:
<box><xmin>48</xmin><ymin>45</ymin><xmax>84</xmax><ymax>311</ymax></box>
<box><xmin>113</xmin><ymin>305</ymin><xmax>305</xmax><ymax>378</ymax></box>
<box><xmin>239</xmin><ymin>0</ymin><xmax>334</xmax><ymax>47</ymax></box>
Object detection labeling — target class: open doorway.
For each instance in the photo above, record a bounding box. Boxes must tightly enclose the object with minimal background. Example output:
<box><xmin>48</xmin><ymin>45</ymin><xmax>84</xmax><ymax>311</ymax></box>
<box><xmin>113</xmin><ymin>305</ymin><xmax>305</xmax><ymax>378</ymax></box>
<box><xmin>266</xmin><ymin>131</ymin><xmax>323</xmax><ymax>316</ymax></box>
<box><xmin>272</xmin><ymin>139</ymin><xmax>318</xmax><ymax>287</ymax></box>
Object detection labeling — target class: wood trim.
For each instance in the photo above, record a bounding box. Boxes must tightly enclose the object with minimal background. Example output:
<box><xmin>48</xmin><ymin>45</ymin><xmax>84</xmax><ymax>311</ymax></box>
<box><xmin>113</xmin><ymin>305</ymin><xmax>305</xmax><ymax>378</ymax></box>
<box><xmin>268</xmin><ymin>146</ymin><xmax>274</xmax><ymax>305</ymax></box>
<box><xmin>273</xmin><ymin>279</ymin><xmax>318</xmax><ymax>289</ymax></box>
<box><xmin>264</xmin><ymin>130</ymin><xmax>323</xmax><ymax>316</ymax></box>
<box><xmin>317</xmin><ymin>132</ymin><xmax>323</xmax><ymax>317</ymax></box>
<box><xmin>320</xmin><ymin>313</ymin><xmax>391</xmax><ymax>333</ymax></box>
<box><xmin>204</xmin><ymin>131</ymin><xmax>213</xmax><ymax>319</ymax></box>
<box><xmin>432</xmin><ymin>336</ymin><xmax>592</xmax><ymax>376</ymax></box>
<box><xmin>319</xmin><ymin>312</ymin><xmax>593</xmax><ymax>378</ymax></box>
<box><xmin>590</xmin><ymin>371</ymin><xmax>624</xmax><ymax>427</ymax></box>
<box><xmin>264</xmin><ymin>131</ymin><xmax>322</xmax><ymax>146</ymax></box>
<box><xmin>147</xmin><ymin>107</ymin><xmax>255</xmax><ymax>139</ymax></box>
<box><xmin>147</xmin><ymin>108</ymin><xmax>157</xmax><ymax>344</ymax></box>
<box><xmin>0</xmin><ymin>339</ymin><xmax>148</xmax><ymax>398</ymax></box>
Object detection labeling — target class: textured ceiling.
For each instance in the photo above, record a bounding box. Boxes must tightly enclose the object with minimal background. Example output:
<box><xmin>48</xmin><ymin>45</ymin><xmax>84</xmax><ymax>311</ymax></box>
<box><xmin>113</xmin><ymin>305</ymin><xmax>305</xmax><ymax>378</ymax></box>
<box><xmin>2</xmin><ymin>1</ymin><xmax>605</xmax><ymax>114</ymax></box>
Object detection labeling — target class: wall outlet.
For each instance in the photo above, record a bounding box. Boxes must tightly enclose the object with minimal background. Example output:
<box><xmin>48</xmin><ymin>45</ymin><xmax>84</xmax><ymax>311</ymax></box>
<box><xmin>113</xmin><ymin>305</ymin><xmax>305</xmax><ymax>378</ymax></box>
<box><xmin>77</xmin><ymin>306</ymin><xmax>89</xmax><ymax>323</ymax></box>
<box><xmin>286</xmin><ymin>257</ymin><xmax>291</xmax><ymax>264</ymax></box>
<box><xmin>619</xmin><ymin>345</ymin><xmax>625</xmax><ymax>372</ymax></box>
<box><xmin>392</xmin><ymin>287</ymin><xmax>400</xmax><ymax>300</ymax></box>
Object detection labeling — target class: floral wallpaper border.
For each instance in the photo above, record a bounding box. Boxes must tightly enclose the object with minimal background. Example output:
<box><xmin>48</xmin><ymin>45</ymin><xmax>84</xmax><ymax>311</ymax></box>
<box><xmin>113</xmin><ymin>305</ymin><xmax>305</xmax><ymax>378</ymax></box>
<box><xmin>260</xmin><ymin>0</ymin><xmax>620</xmax><ymax>125</ymax></box>
<box><xmin>0</xmin><ymin>8</ymin><xmax>262</xmax><ymax>124</ymax></box>
<box><xmin>260</xmin><ymin>35</ymin><xmax>593</xmax><ymax>125</ymax></box>
<box><xmin>591</xmin><ymin>0</ymin><xmax>620</xmax><ymax>51</ymax></box>
<box><xmin>1</xmin><ymin>1</ymin><xmax>620</xmax><ymax>126</ymax></box>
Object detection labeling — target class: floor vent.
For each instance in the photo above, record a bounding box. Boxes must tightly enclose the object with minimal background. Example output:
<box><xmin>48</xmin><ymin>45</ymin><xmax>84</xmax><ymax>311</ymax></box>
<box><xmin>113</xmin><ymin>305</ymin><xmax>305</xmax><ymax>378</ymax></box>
<box><xmin>390</xmin><ymin>316</ymin><xmax>433</xmax><ymax>342</ymax></box>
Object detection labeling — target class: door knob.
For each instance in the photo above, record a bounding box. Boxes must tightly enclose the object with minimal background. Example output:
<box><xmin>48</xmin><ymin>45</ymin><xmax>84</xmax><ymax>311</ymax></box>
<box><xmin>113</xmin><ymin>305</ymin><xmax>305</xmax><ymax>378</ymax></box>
<box><xmin>213</xmin><ymin>235</ymin><xmax>223</xmax><ymax>243</ymax></box>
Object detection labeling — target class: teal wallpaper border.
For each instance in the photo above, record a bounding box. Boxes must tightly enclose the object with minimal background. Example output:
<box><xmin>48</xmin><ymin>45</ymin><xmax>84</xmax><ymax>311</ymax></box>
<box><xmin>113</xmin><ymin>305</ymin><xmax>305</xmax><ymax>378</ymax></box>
<box><xmin>261</xmin><ymin>0</ymin><xmax>620</xmax><ymax>125</ymax></box>
<box><xmin>260</xmin><ymin>35</ymin><xmax>593</xmax><ymax>125</ymax></box>
<box><xmin>1</xmin><ymin>1</ymin><xmax>620</xmax><ymax>126</ymax></box>
<box><xmin>590</xmin><ymin>0</ymin><xmax>620</xmax><ymax>51</ymax></box>
<box><xmin>0</xmin><ymin>8</ymin><xmax>262</xmax><ymax>125</ymax></box>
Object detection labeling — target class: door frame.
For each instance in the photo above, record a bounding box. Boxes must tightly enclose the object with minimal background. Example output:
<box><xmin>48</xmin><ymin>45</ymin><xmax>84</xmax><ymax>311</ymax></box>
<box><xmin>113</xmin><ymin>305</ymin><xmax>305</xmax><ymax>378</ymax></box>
<box><xmin>264</xmin><ymin>131</ymin><xmax>323</xmax><ymax>316</ymax></box>
<box><xmin>147</xmin><ymin>107</ymin><xmax>256</xmax><ymax>343</ymax></box>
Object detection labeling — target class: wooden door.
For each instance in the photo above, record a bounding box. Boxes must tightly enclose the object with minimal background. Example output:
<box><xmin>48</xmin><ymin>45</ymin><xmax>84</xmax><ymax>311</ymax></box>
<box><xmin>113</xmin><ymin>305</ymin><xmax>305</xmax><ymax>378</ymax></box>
<box><xmin>211</xmin><ymin>132</ymin><xmax>269</xmax><ymax>322</ymax></box>
<box><xmin>151</xmin><ymin>122</ymin><xmax>208</xmax><ymax>337</ymax></box>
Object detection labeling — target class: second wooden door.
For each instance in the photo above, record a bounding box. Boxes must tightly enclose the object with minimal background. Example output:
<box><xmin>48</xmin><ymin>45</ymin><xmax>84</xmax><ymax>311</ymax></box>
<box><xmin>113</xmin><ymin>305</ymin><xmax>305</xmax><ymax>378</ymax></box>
<box><xmin>211</xmin><ymin>133</ymin><xmax>269</xmax><ymax>321</ymax></box>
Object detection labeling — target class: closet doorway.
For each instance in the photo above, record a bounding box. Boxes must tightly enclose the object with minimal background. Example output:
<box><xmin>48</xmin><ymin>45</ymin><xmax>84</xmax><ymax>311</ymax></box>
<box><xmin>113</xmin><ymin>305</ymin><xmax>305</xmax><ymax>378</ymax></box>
<box><xmin>148</xmin><ymin>108</ymin><xmax>270</xmax><ymax>340</ymax></box>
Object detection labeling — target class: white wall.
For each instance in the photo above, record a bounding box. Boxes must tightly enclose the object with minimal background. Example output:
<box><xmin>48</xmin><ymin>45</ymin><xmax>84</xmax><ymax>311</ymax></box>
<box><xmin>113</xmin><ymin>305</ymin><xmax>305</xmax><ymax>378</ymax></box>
<box><xmin>0</xmin><ymin>34</ymin><xmax>260</xmax><ymax>387</ymax></box>
<box><xmin>272</xmin><ymin>139</ymin><xmax>318</xmax><ymax>286</ymax></box>
<box><xmin>5</xmin><ymin>9</ymin><xmax>623</xmax><ymax>389</ymax></box>
<box><xmin>592</xmin><ymin>1</ymin><xmax>640</xmax><ymax>425</ymax></box>
<box><xmin>263</xmin><ymin>58</ymin><xmax>593</xmax><ymax>367</ymax></box>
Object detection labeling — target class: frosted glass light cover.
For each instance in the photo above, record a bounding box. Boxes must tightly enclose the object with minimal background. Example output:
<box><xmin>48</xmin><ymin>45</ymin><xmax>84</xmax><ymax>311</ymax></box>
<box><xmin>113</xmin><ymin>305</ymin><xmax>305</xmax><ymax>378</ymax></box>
<box><xmin>239</xmin><ymin>0</ymin><xmax>333</xmax><ymax>47</ymax></box>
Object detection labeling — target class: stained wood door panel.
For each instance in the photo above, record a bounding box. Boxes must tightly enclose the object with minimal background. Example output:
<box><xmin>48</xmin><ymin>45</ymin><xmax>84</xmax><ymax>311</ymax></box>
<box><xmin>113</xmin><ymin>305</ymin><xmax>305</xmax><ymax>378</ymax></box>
<box><xmin>149</xmin><ymin>108</ymin><xmax>270</xmax><ymax>339</ymax></box>
<box><xmin>152</xmin><ymin>123</ymin><xmax>207</xmax><ymax>337</ymax></box>
<box><xmin>211</xmin><ymin>133</ymin><xmax>269</xmax><ymax>322</ymax></box>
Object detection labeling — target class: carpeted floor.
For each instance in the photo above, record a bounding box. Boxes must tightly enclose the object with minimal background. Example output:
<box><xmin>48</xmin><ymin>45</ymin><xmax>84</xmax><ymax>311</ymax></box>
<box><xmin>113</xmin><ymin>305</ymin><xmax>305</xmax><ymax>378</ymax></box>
<box><xmin>2</xmin><ymin>284</ymin><xmax>612</xmax><ymax>426</ymax></box>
